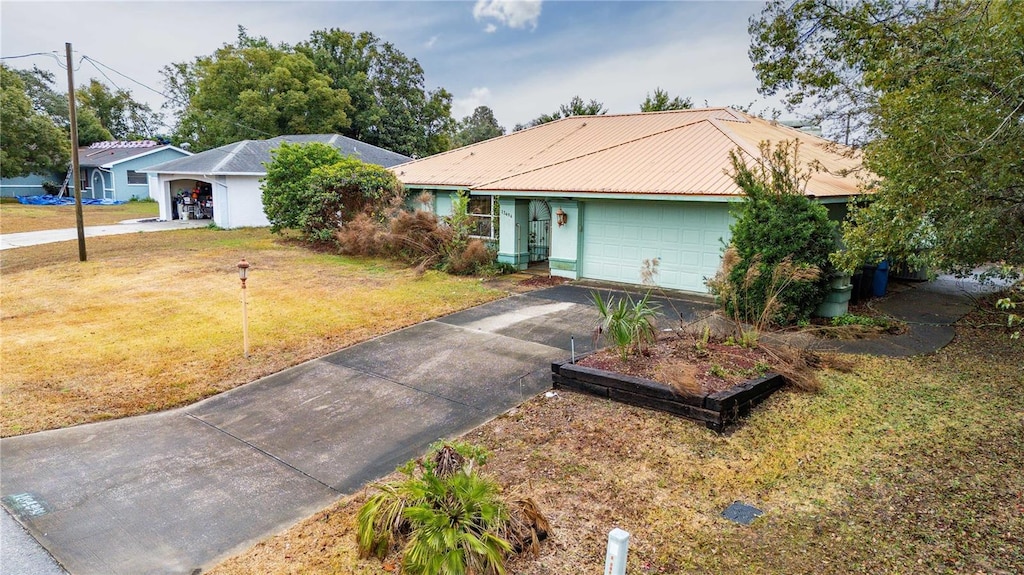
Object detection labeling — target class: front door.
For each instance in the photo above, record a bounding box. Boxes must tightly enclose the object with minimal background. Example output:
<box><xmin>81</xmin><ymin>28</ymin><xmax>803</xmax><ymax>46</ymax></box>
<box><xmin>527</xmin><ymin>200</ymin><xmax>551</xmax><ymax>262</ymax></box>
<box><xmin>91</xmin><ymin>171</ymin><xmax>107</xmax><ymax>200</ymax></box>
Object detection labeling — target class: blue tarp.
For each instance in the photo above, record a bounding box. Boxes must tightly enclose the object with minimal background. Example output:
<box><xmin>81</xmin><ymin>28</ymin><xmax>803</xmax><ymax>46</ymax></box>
<box><xmin>16</xmin><ymin>195</ymin><xmax>126</xmax><ymax>206</ymax></box>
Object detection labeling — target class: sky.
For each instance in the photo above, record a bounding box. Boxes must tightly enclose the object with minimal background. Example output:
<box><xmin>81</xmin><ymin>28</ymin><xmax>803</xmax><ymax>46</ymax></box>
<box><xmin>1</xmin><ymin>0</ymin><xmax>784</xmax><ymax>133</ymax></box>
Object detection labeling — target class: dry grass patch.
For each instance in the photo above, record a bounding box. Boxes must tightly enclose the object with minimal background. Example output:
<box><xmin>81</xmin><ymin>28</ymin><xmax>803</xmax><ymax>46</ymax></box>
<box><xmin>0</xmin><ymin>228</ymin><xmax>503</xmax><ymax>436</ymax></box>
<box><xmin>210</xmin><ymin>304</ymin><xmax>1023</xmax><ymax>575</ymax></box>
<box><xmin>0</xmin><ymin>200</ymin><xmax>159</xmax><ymax>233</ymax></box>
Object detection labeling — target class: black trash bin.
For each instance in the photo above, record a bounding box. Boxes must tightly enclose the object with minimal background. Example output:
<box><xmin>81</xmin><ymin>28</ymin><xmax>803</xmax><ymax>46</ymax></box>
<box><xmin>849</xmin><ymin>272</ymin><xmax>863</xmax><ymax>305</ymax></box>
<box><xmin>859</xmin><ymin>264</ymin><xmax>877</xmax><ymax>300</ymax></box>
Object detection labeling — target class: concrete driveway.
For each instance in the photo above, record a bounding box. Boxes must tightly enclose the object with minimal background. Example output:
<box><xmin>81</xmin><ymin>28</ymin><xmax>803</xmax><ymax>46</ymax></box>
<box><xmin>0</xmin><ymin>219</ymin><xmax>208</xmax><ymax>250</ymax></box>
<box><xmin>0</xmin><ymin>285</ymin><xmax>711</xmax><ymax>575</ymax></box>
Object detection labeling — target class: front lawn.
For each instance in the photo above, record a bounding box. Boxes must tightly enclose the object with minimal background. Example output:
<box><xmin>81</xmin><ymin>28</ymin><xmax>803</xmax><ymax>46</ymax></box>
<box><xmin>0</xmin><ymin>199</ymin><xmax>159</xmax><ymax>234</ymax></box>
<box><xmin>0</xmin><ymin>228</ymin><xmax>504</xmax><ymax>436</ymax></box>
<box><xmin>208</xmin><ymin>302</ymin><xmax>1023</xmax><ymax>574</ymax></box>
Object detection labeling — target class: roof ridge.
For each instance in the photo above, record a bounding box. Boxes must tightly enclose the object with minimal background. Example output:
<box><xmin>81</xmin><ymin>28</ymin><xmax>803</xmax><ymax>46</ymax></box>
<box><xmin>473</xmin><ymin>116</ymin><xmax>725</xmax><ymax>189</ymax></box>
<box><xmin>210</xmin><ymin>140</ymin><xmax>249</xmax><ymax>173</ymax></box>
<box><xmin>706</xmin><ymin>118</ymin><xmax>763</xmax><ymax>161</ymax></box>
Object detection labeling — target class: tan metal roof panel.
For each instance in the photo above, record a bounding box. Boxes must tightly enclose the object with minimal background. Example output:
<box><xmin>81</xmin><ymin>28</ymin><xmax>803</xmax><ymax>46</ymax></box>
<box><xmin>393</xmin><ymin>107</ymin><xmax>866</xmax><ymax>198</ymax></box>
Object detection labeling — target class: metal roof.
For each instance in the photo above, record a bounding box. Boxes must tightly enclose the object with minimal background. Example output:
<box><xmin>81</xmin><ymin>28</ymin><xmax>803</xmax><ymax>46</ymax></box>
<box><xmin>393</xmin><ymin>108</ymin><xmax>865</xmax><ymax>198</ymax></box>
<box><xmin>143</xmin><ymin>134</ymin><xmax>411</xmax><ymax>175</ymax></box>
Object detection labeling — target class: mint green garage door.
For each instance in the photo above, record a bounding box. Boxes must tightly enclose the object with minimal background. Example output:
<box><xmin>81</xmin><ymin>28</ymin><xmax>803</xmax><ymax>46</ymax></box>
<box><xmin>581</xmin><ymin>200</ymin><xmax>733</xmax><ymax>293</ymax></box>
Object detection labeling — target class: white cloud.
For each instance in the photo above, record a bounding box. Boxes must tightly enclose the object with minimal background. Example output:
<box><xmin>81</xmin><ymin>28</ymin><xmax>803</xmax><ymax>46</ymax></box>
<box><xmin>473</xmin><ymin>0</ymin><xmax>542</xmax><ymax>31</ymax></box>
<box><xmin>484</xmin><ymin>23</ymin><xmax>498</xmax><ymax>34</ymax></box>
<box><xmin>425</xmin><ymin>35</ymin><xmax>439</xmax><ymax>48</ymax></box>
<box><xmin>452</xmin><ymin>87</ymin><xmax>493</xmax><ymax>120</ymax></box>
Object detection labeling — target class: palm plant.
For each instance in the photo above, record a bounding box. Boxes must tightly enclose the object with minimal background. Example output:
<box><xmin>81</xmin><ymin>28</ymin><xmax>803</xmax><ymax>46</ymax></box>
<box><xmin>591</xmin><ymin>290</ymin><xmax>660</xmax><ymax>360</ymax></box>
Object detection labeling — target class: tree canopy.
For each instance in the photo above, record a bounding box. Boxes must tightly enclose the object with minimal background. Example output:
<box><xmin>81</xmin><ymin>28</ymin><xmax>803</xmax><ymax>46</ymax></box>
<box><xmin>751</xmin><ymin>0</ymin><xmax>1024</xmax><ymax>272</ymax></box>
<box><xmin>298</xmin><ymin>29</ymin><xmax>455</xmax><ymax>158</ymax></box>
<box><xmin>453</xmin><ymin>106</ymin><xmax>505</xmax><ymax>147</ymax></box>
<box><xmin>640</xmin><ymin>88</ymin><xmax>693</xmax><ymax>112</ymax></box>
<box><xmin>164</xmin><ymin>28</ymin><xmax>352</xmax><ymax>151</ymax></box>
<box><xmin>514</xmin><ymin>95</ymin><xmax>606</xmax><ymax>131</ymax></box>
<box><xmin>0</xmin><ymin>65</ymin><xmax>70</xmax><ymax>178</ymax></box>
<box><xmin>76</xmin><ymin>79</ymin><xmax>162</xmax><ymax>141</ymax></box>
<box><xmin>164</xmin><ymin>27</ymin><xmax>457</xmax><ymax>157</ymax></box>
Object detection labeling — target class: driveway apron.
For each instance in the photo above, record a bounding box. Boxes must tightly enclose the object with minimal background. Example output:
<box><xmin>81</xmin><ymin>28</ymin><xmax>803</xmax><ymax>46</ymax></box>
<box><xmin>1</xmin><ymin>286</ymin><xmax>709</xmax><ymax>575</ymax></box>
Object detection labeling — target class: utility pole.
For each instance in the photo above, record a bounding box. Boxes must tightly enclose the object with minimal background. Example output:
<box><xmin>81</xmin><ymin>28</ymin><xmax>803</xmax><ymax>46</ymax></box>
<box><xmin>65</xmin><ymin>42</ymin><xmax>86</xmax><ymax>262</ymax></box>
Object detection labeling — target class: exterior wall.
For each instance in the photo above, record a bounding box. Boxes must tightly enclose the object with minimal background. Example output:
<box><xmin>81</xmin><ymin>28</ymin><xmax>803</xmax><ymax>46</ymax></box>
<box><xmin>434</xmin><ymin>192</ymin><xmax>454</xmax><ymax>217</ymax></box>
<box><xmin>111</xmin><ymin>149</ymin><xmax>189</xmax><ymax>202</ymax></box>
<box><xmin>0</xmin><ymin>172</ymin><xmax>62</xmax><ymax>197</ymax></box>
<box><xmin>154</xmin><ymin>173</ymin><xmax>269</xmax><ymax>228</ymax></box>
<box><xmin>214</xmin><ymin>175</ymin><xmax>270</xmax><ymax>229</ymax></box>
<box><xmin>547</xmin><ymin>199</ymin><xmax>582</xmax><ymax>279</ymax></box>
<box><xmin>496</xmin><ymin>197</ymin><xmax>530</xmax><ymax>269</ymax></box>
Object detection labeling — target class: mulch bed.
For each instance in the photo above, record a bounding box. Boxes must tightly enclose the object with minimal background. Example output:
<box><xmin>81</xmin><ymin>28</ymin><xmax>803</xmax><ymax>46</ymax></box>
<box><xmin>576</xmin><ymin>335</ymin><xmax>773</xmax><ymax>395</ymax></box>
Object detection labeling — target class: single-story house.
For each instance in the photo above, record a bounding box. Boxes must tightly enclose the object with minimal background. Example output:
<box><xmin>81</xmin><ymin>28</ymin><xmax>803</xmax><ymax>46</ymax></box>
<box><xmin>78</xmin><ymin>141</ymin><xmax>192</xmax><ymax>201</ymax></box>
<box><xmin>392</xmin><ymin>107</ymin><xmax>864</xmax><ymax>294</ymax></box>
<box><xmin>143</xmin><ymin>134</ymin><xmax>411</xmax><ymax>229</ymax></box>
<box><xmin>0</xmin><ymin>140</ymin><xmax>190</xmax><ymax>199</ymax></box>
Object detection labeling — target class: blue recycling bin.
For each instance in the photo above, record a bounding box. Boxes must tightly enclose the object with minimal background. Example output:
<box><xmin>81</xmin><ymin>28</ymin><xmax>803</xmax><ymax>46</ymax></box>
<box><xmin>872</xmin><ymin>260</ymin><xmax>889</xmax><ymax>297</ymax></box>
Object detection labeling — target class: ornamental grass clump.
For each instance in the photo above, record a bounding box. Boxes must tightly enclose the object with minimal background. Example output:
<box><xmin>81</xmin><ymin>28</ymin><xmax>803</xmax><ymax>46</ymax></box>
<box><xmin>356</xmin><ymin>442</ymin><xmax>549</xmax><ymax>575</ymax></box>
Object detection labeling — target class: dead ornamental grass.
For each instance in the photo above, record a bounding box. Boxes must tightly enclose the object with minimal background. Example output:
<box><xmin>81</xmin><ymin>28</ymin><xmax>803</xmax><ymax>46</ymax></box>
<box><xmin>0</xmin><ymin>201</ymin><xmax>160</xmax><ymax>234</ymax></box>
<box><xmin>0</xmin><ymin>228</ymin><xmax>503</xmax><ymax>436</ymax></box>
<box><xmin>209</xmin><ymin>307</ymin><xmax>1023</xmax><ymax>575</ymax></box>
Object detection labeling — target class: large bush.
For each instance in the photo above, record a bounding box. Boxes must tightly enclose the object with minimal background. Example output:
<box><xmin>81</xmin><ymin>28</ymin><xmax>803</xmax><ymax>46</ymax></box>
<box><xmin>711</xmin><ymin>141</ymin><xmax>837</xmax><ymax>325</ymax></box>
<box><xmin>337</xmin><ymin>191</ymin><xmax>494</xmax><ymax>275</ymax></box>
<box><xmin>262</xmin><ymin>142</ymin><xmax>343</xmax><ymax>233</ymax></box>
<box><xmin>262</xmin><ymin>142</ymin><xmax>403</xmax><ymax>242</ymax></box>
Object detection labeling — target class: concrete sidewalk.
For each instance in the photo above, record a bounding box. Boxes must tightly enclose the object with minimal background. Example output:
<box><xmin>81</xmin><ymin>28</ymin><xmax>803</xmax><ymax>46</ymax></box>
<box><xmin>0</xmin><ymin>285</ymin><xmax>711</xmax><ymax>575</ymax></box>
<box><xmin>0</xmin><ymin>219</ymin><xmax>208</xmax><ymax>250</ymax></box>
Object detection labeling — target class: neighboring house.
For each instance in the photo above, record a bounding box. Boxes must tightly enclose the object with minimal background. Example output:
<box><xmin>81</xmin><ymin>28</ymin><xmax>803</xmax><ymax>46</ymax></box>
<box><xmin>1</xmin><ymin>141</ymin><xmax>191</xmax><ymax>200</ymax></box>
<box><xmin>0</xmin><ymin>172</ymin><xmax>63</xmax><ymax>198</ymax></box>
<box><xmin>78</xmin><ymin>141</ymin><xmax>192</xmax><ymax>201</ymax></box>
<box><xmin>143</xmin><ymin>134</ymin><xmax>411</xmax><ymax>229</ymax></box>
<box><xmin>392</xmin><ymin>107</ymin><xmax>864</xmax><ymax>294</ymax></box>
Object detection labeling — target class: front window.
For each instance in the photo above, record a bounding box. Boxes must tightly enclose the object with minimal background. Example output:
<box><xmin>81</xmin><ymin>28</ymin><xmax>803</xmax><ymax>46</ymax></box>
<box><xmin>468</xmin><ymin>196</ymin><xmax>494</xmax><ymax>238</ymax></box>
<box><xmin>126</xmin><ymin>170</ymin><xmax>147</xmax><ymax>185</ymax></box>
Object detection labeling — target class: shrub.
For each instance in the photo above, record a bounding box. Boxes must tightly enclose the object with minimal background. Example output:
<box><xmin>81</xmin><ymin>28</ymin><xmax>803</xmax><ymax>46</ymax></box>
<box><xmin>40</xmin><ymin>181</ymin><xmax>60</xmax><ymax>195</ymax></box>
<box><xmin>591</xmin><ymin>290</ymin><xmax>660</xmax><ymax>360</ymax></box>
<box><xmin>710</xmin><ymin>140</ymin><xmax>837</xmax><ymax>325</ymax></box>
<box><xmin>301</xmin><ymin>159</ymin><xmax>403</xmax><ymax>243</ymax></box>
<box><xmin>261</xmin><ymin>142</ymin><xmax>343</xmax><ymax>233</ymax></box>
<box><xmin>356</xmin><ymin>442</ymin><xmax>548</xmax><ymax>574</ymax></box>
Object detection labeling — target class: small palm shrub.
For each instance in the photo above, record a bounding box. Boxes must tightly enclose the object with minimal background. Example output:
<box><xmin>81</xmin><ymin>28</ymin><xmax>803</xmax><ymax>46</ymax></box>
<box><xmin>357</xmin><ymin>442</ymin><xmax>549</xmax><ymax>574</ymax></box>
<box><xmin>591</xmin><ymin>291</ymin><xmax>660</xmax><ymax>360</ymax></box>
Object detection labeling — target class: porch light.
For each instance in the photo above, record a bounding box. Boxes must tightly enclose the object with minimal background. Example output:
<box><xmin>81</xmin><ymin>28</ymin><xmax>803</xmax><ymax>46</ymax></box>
<box><xmin>555</xmin><ymin>208</ymin><xmax>568</xmax><ymax>227</ymax></box>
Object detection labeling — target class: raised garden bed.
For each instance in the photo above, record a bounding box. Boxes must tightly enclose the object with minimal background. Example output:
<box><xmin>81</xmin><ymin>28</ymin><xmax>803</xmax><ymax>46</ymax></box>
<box><xmin>551</xmin><ymin>354</ymin><xmax>786</xmax><ymax>432</ymax></box>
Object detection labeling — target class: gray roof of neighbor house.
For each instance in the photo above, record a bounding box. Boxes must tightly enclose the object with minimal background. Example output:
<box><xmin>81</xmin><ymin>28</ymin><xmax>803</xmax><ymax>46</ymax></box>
<box><xmin>143</xmin><ymin>134</ymin><xmax>411</xmax><ymax>175</ymax></box>
<box><xmin>78</xmin><ymin>141</ymin><xmax>191</xmax><ymax>169</ymax></box>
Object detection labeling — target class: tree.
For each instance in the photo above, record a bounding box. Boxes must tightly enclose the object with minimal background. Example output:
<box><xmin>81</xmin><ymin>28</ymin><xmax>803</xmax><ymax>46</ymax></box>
<box><xmin>298</xmin><ymin>29</ymin><xmax>456</xmax><ymax>158</ymax></box>
<box><xmin>76</xmin><ymin>79</ymin><xmax>162</xmax><ymax>140</ymax></box>
<box><xmin>0</xmin><ymin>65</ymin><xmax>69</xmax><ymax>178</ymax></box>
<box><xmin>751</xmin><ymin>0</ymin><xmax>1024</xmax><ymax>272</ymax></box>
<box><xmin>514</xmin><ymin>95</ymin><xmax>606</xmax><ymax>131</ymax></box>
<box><xmin>707</xmin><ymin>141</ymin><xmax>836</xmax><ymax>327</ymax></box>
<box><xmin>640</xmin><ymin>88</ymin><xmax>693</xmax><ymax>112</ymax></box>
<box><xmin>453</xmin><ymin>106</ymin><xmax>505</xmax><ymax>147</ymax></box>
<box><xmin>261</xmin><ymin>142</ymin><xmax>344</xmax><ymax>232</ymax></box>
<box><xmin>164</xmin><ymin>28</ymin><xmax>352</xmax><ymax>151</ymax></box>
<box><xmin>10</xmin><ymin>66</ymin><xmax>111</xmax><ymax>146</ymax></box>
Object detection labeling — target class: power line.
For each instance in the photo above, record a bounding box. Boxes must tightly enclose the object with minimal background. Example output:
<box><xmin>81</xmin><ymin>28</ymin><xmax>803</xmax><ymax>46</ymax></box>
<box><xmin>81</xmin><ymin>54</ymin><xmax>277</xmax><ymax>141</ymax></box>
<box><xmin>0</xmin><ymin>51</ymin><xmax>67</xmax><ymax>69</ymax></box>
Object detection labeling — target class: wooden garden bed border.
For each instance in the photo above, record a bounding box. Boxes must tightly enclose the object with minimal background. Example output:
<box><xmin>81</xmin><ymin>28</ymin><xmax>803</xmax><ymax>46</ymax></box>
<box><xmin>551</xmin><ymin>353</ymin><xmax>786</xmax><ymax>432</ymax></box>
